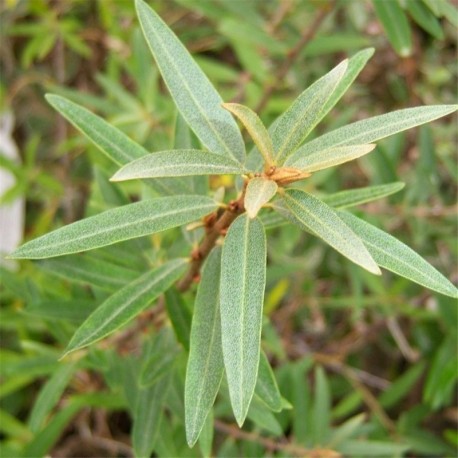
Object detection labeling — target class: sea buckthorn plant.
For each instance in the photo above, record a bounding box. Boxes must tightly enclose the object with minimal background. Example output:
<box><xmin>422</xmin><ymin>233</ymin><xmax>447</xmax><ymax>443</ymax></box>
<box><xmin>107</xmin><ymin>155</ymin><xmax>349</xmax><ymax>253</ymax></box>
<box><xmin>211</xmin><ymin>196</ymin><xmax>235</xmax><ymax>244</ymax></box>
<box><xmin>8</xmin><ymin>0</ymin><xmax>458</xmax><ymax>456</ymax></box>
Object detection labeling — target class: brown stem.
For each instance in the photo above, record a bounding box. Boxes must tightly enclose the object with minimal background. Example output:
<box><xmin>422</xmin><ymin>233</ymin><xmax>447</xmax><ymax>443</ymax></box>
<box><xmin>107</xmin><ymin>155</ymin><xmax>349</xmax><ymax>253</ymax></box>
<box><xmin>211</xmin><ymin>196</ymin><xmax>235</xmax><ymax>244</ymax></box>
<box><xmin>176</xmin><ymin>186</ymin><xmax>247</xmax><ymax>292</ymax></box>
<box><xmin>255</xmin><ymin>2</ymin><xmax>334</xmax><ymax>114</ymax></box>
<box><xmin>214</xmin><ymin>420</ymin><xmax>322</xmax><ymax>457</ymax></box>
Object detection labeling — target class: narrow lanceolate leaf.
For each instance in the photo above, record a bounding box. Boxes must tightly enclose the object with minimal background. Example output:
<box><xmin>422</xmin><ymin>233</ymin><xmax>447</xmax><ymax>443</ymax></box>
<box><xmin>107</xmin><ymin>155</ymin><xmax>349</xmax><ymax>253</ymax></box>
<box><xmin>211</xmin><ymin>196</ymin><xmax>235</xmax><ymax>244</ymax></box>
<box><xmin>271</xmin><ymin>59</ymin><xmax>348</xmax><ymax>164</ymax></box>
<box><xmin>136</xmin><ymin>0</ymin><xmax>245</xmax><ymax>163</ymax></box>
<box><xmin>255</xmin><ymin>351</ymin><xmax>282</xmax><ymax>412</ymax></box>
<box><xmin>222</xmin><ymin>103</ymin><xmax>274</xmax><ymax>166</ymax></box>
<box><xmin>111</xmin><ymin>149</ymin><xmax>243</xmax><ymax>182</ymax></box>
<box><xmin>11</xmin><ymin>196</ymin><xmax>217</xmax><ymax>259</ymax></box>
<box><xmin>290</xmin><ymin>144</ymin><xmax>376</xmax><ymax>172</ymax></box>
<box><xmin>322</xmin><ymin>182</ymin><xmax>405</xmax><ymax>209</ymax></box>
<box><xmin>62</xmin><ymin>259</ymin><xmax>187</xmax><ymax>356</ymax></box>
<box><xmin>319</xmin><ymin>48</ymin><xmax>374</xmax><ymax>118</ymax></box>
<box><xmin>28</xmin><ymin>362</ymin><xmax>78</xmax><ymax>433</ymax></box>
<box><xmin>286</xmin><ymin>105</ymin><xmax>458</xmax><ymax>166</ymax></box>
<box><xmin>244</xmin><ymin>178</ymin><xmax>278</xmax><ymax>219</ymax></box>
<box><xmin>46</xmin><ymin>94</ymin><xmax>147</xmax><ymax>166</ymax></box>
<box><xmin>373</xmin><ymin>0</ymin><xmax>412</xmax><ymax>57</ymax></box>
<box><xmin>133</xmin><ymin>372</ymin><xmax>171</xmax><ymax>458</ymax></box>
<box><xmin>220</xmin><ymin>214</ymin><xmax>267</xmax><ymax>426</ymax></box>
<box><xmin>185</xmin><ymin>247</ymin><xmax>224</xmax><ymax>447</ymax></box>
<box><xmin>282</xmin><ymin>189</ymin><xmax>380</xmax><ymax>275</ymax></box>
<box><xmin>339</xmin><ymin>212</ymin><xmax>458</xmax><ymax>298</ymax></box>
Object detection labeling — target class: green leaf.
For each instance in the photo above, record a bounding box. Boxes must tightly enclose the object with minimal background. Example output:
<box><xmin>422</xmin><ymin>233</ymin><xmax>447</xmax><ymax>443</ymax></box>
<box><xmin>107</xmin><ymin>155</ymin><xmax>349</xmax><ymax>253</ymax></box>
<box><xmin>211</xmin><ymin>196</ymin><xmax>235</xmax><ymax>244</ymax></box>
<box><xmin>338</xmin><ymin>440</ymin><xmax>409</xmax><ymax>456</ymax></box>
<box><xmin>282</xmin><ymin>189</ymin><xmax>380</xmax><ymax>275</ymax></box>
<box><xmin>39</xmin><ymin>255</ymin><xmax>139</xmax><ymax>292</ymax></box>
<box><xmin>222</xmin><ymin>103</ymin><xmax>274</xmax><ymax>166</ymax></box>
<box><xmin>286</xmin><ymin>105</ymin><xmax>458</xmax><ymax>166</ymax></box>
<box><xmin>290</xmin><ymin>144</ymin><xmax>376</xmax><ymax>172</ymax></box>
<box><xmin>312</xmin><ymin>366</ymin><xmax>331</xmax><ymax>446</ymax></box>
<box><xmin>198</xmin><ymin>409</ymin><xmax>214</xmax><ymax>458</ymax></box>
<box><xmin>62</xmin><ymin>259</ymin><xmax>187</xmax><ymax>356</ymax></box>
<box><xmin>11</xmin><ymin>195</ymin><xmax>217</xmax><ymax>259</ymax></box>
<box><xmin>271</xmin><ymin>59</ymin><xmax>348</xmax><ymax>164</ymax></box>
<box><xmin>165</xmin><ymin>288</ymin><xmax>192</xmax><ymax>351</ymax></box>
<box><xmin>319</xmin><ymin>48</ymin><xmax>374</xmax><ymax>118</ymax></box>
<box><xmin>339</xmin><ymin>212</ymin><xmax>458</xmax><ymax>298</ymax></box>
<box><xmin>28</xmin><ymin>362</ymin><xmax>78</xmax><ymax>432</ymax></box>
<box><xmin>111</xmin><ymin>149</ymin><xmax>243</xmax><ymax>182</ymax></box>
<box><xmin>220</xmin><ymin>214</ymin><xmax>267</xmax><ymax>426</ymax></box>
<box><xmin>185</xmin><ymin>247</ymin><xmax>224</xmax><ymax>447</ymax></box>
<box><xmin>254</xmin><ymin>351</ymin><xmax>282</xmax><ymax>412</ymax></box>
<box><xmin>136</xmin><ymin>0</ymin><xmax>245</xmax><ymax>163</ymax></box>
<box><xmin>132</xmin><ymin>372</ymin><xmax>171</xmax><ymax>458</ymax></box>
<box><xmin>244</xmin><ymin>178</ymin><xmax>278</xmax><ymax>219</ymax></box>
<box><xmin>406</xmin><ymin>0</ymin><xmax>444</xmax><ymax>39</ymax></box>
<box><xmin>45</xmin><ymin>94</ymin><xmax>147</xmax><ymax>166</ymax></box>
<box><xmin>322</xmin><ymin>182</ymin><xmax>405</xmax><ymax>209</ymax></box>
<box><xmin>373</xmin><ymin>0</ymin><xmax>412</xmax><ymax>56</ymax></box>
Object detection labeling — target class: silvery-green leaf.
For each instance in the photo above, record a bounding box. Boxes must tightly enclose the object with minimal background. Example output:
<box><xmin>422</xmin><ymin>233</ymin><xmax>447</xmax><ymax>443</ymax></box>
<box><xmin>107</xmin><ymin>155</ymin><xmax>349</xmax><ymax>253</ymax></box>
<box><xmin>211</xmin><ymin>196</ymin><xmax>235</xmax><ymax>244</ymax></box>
<box><xmin>254</xmin><ymin>351</ymin><xmax>282</xmax><ymax>412</ymax></box>
<box><xmin>11</xmin><ymin>195</ymin><xmax>217</xmax><ymax>259</ymax></box>
<box><xmin>185</xmin><ymin>247</ymin><xmax>223</xmax><ymax>447</ymax></box>
<box><xmin>63</xmin><ymin>259</ymin><xmax>187</xmax><ymax>356</ymax></box>
<box><xmin>220</xmin><ymin>214</ymin><xmax>266</xmax><ymax>426</ymax></box>
<box><xmin>46</xmin><ymin>94</ymin><xmax>146</xmax><ymax>166</ymax></box>
<box><xmin>339</xmin><ymin>212</ymin><xmax>458</xmax><ymax>298</ymax></box>
<box><xmin>222</xmin><ymin>103</ymin><xmax>274</xmax><ymax>166</ymax></box>
<box><xmin>319</xmin><ymin>48</ymin><xmax>374</xmax><ymax>118</ymax></box>
<box><xmin>322</xmin><ymin>182</ymin><xmax>405</xmax><ymax>209</ymax></box>
<box><xmin>244</xmin><ymin>178</ymin><xmax>278</xmax><ymax>219</ymax></box>
<box><xmin>286</xmin><ymin>105</ymin><xmax>458</xmax><ymax>166</ymax></box>
<box><xmin>282</xmin><ymin>189</ymin><xmax>380</xmax><ymax>275</ymax></box>
<box><xmin>111</xmin><ymin>149</ymin><xmax>243</xmax><ymax>182</ymax></box>
<box><xmin>271</xmin><ymin>59</ymin><xmax>348</xmax><ymax>164</ymax></box>
<box><xmin>289</xmin><ymin>144</ymin><xmax>376</xmax><ymax>172</ymax></box>
<box><xmin>136</xmin><ymin>0</ymin><xmax>245</xmax><ymax>163</ymax></box>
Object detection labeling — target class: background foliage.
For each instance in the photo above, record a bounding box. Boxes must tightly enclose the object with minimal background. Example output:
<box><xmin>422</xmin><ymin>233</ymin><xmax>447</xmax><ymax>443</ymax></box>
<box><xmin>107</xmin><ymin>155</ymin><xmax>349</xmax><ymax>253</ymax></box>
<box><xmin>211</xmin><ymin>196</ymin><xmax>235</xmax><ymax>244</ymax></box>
<box><xmin>1</xmin><ymin>0</ymin><xmax>457</xmax><ymax>457</ymax></box>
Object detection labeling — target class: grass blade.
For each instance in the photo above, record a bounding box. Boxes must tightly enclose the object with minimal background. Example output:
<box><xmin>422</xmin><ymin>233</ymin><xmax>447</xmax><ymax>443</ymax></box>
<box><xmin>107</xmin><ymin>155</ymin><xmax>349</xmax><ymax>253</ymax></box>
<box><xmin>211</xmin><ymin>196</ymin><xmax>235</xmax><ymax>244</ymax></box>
<box><xmin>185</xmin><ymin>247</ymin><xmax>224</xmax><ymax>447</ymax></box>
<box><xmin>282</xmin><ymin>189</ymin><xmax>380</xmax><ymax>275</ymax></box>
<box><xmin>111</xmin><ymin>149</ymin><xmax>243</xmax><ymax>181</ymax></box>
<box><xmin>255</xmin><ymin>351</ymin><xmax>282</xmax><ymax>412</ymax></box>
<box><xmin>136</xmin><ymin>0</ymin><xmax>245</xmax><ymax>163</ymax></box>
<box><xmin>286</xmin><ymin>105</ymin><xmax>458</xmax><ymax>166</ymax></box>
<box><xmin>339</xmin><ymin>212</ymin><xmax>458</xmax><ymax>298</ymax></box>
<box><xmin>62</xmin><ymin>259</ymin><xmax>187</xmax><ymax>356</ymax></box>
<box><xmin>11</xmin><ymin>195</ymin><xmax>217</xmax><ymax>259</ymax></box>
<box><xmin>220</xmin><ymin>214</ymin><xmax>266</xmax><ymax>426</ymax></box>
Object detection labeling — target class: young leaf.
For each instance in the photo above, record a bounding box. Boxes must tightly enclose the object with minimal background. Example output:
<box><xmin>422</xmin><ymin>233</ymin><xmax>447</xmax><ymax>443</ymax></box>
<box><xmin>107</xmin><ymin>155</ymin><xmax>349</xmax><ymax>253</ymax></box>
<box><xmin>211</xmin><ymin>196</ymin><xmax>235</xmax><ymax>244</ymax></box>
<box><xmin>132</xmin><ymin>372</ymin><xmax>171</xmax><ymax>458</ymax></box>
<box><xmin>185</xmin><ymin>247</ymin><xmax>224</xmax><ymax>447</ymax></box>
<box><xmin>220</xmin><ymin>214</ymin><xmax>267</xmax><ymax>426</ymax></box>
<box><xmin>244</xmin><ymin>178</ymin><xmax>278</xmax><ymax>219</ymax></box>
<box><xmin>254</xmin><ymin>351</ymin><xmax>283</xmax><ymax>412</ymax></box>
<box><xmin>282</xmin><ymin>189</ymin><xmax>380</xmax><ymax>275</ymax></box>
<box><xmin>339</xmin><ymin>212</ymin><xmax>458</xmax><ymax>298</ymax></box>
<box><xmin>11</xmin><ymin>195</ymin><xmax>217</xmax><ymax>259</ymax></box>
<box><xmin>222</xmin><ymin>103</ymin><xmax>274</xmax><ymax>166</ymax></box>
<box><xmin>136</xmin><ymin>0</ymin><xmax>245</xmax><ymax>163</ymax></box>
<box><xmin>286</xmin><ymin>105</ymin><xmax>458</xmax><ymax>166</ymax></box>
<box><xmin>271</xmin><ymin>59</ymin><xmax>348</xmax><ymax>164</ymax></box>
<box><xmin>289</xmin><ymin>144</ymin><xmax>376</xmax><ymax>172</ymax></box>
<box><xmin>373</xmin><ymin>0</ymin><xmax>412</xmax><ymax>56</ymax></box>
<box><xmin>62</xmin><ymin>259</ymin><xmax>187</xmax><ymax>356</ymax></box>
<box><xmin>46</xmin><ymin>94</ymin><xmax>146</xmax><ymax>166</ymax></box>
<box><xmin>322</xmin><ymin>182</ymin><xmax>405</xmax><ymax>209</ymax></box>
<box><xmin>111</xmin><ymin>149</ymin><xmax>243</xmax><ymax>182</ymax></box>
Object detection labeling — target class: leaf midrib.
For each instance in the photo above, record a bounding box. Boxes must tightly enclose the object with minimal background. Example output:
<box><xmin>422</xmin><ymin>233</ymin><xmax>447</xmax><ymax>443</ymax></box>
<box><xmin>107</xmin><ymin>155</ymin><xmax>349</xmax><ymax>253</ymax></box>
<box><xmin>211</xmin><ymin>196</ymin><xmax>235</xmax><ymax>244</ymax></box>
<box><xmin>140</xmin><ymin>9</ymin><xmax>239</xmax><ymax>162</ymax></box>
